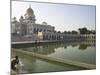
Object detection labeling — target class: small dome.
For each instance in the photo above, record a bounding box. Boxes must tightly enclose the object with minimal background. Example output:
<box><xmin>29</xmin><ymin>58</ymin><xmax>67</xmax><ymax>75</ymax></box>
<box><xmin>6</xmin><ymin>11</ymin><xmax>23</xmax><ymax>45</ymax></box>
<box><xmin>12</xmin><ymin>17</ymin><xmax>17</xmax><ymax>22</ymax></box>
<box><xmin>20</xmin><ymin>16</ymin><xmax>24</xmax><ymax>19</ymax></box>
<box><xmin>42</xmin><ymin>21</ymin><xmax>47</xmax><ymax>25</ymax></box>
<box><xmin>26</xmin><ymin>6</ymin><xmax>34</xmax><ymax>15</ymax></box>
<box><xmin>19</xmin><ymin>16</ymin><xmax>24</xmax><ymax>22</ymax></box>
<box><xmin>13</xmin><ymin>17</ymin><xmax>16</xmax><ymax>20</ymax></box>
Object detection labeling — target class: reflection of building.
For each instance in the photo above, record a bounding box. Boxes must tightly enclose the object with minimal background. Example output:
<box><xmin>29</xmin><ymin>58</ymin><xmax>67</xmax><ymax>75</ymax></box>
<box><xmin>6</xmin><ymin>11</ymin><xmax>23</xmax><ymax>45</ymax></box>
<box><xmin>11</xmin><ymin>6</ymin><xmax>95</xmax><ymax>42</ymax></box>
<box><xmin>17</xmin><ymin>41</ymin><xmax>95</xmax><ymax>55</ymax></box>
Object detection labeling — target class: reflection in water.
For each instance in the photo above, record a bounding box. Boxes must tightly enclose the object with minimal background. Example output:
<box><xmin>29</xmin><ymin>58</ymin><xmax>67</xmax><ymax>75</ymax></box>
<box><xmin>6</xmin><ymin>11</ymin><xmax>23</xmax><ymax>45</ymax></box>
<box><xmin>12</xmin><ymin>52</ymin><xmax>37</xmax><ymax>73</ymax></box>
<box><xmin>47</xmin><ymin>41</ymin><xmax>96</xmax><ymax>65</ymax></box>
<box><xmin>12</xmin><ymin>51</ymin><xmax>85</xmax><ymax>74</ymax></box>
<box><xmin>79</xmin><ymin>44</ymin><xmax>88</xmax><ymax>50</ymax></box>
<box><xmin>12</xmin><ymin>40</ymin><xmax>96</xmax><ymax>74</ymax></box>
<box><xmin>72</xmin><ymin>44</ymin><xmax>78</xmax><ymax>47</ymax></box>
<box><xmin>18</xmin><ymin>41</ymin><xmax>95</xmax><ymax>55</ymax></box>
<box><xmin>64</xmin><ymin>45</ymin><xmax>67</xmax><ymax>49</ymax></box>
<box><xmin>20</xmin><ymin>56</ymin><xmax>36</xmax><ymax>73</ymax></box>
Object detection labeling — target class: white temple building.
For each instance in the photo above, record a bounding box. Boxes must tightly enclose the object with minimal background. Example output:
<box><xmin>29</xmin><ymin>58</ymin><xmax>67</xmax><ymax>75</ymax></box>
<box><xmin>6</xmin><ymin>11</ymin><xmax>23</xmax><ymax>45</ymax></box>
<box><xmin>11</xmin><ymin>6</ymin><xmax>95</xmax><ymax>42</ymax></box>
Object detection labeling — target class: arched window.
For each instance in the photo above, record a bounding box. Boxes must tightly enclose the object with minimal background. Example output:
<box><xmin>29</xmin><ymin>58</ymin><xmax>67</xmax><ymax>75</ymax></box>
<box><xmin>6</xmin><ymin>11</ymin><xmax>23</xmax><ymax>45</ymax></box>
<box><xmin>49</xmin><ymin>35</ymin><xmax>51</xmax><ymax>40</ymax></box>
<box><xmin>44</xmin><ymin>29</ymin><xmax>46</xmax><ymax>32</ymax></box>
<box><xmin>37</xmin><ymin>28</ymin><xmax>39</xmax><ymax>32</ymax></box>
<box><xmin>33</xmin><ymin>28</ymin><xmax>36</xmax><ymax>33</ymax></box>
<box><xmin>46</xmin><ymin>35</ymin><xmax>48</xmax><ymax>40</ymax></box>
<box><xmin>40</xmin><ymin>29</ymin><xmax>42</xmax><ymax>32</ymax></box>
<box><xmin>43</xmin><ymin>35</ymin><xmax>45</xmax><ymax>40</ymax></box>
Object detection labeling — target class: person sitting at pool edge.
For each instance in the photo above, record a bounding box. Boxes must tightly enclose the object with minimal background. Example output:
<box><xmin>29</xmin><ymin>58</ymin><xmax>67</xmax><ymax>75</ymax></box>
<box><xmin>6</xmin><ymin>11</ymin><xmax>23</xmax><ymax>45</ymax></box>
<box><xmin>11</xmin><ymin>56</ymin><xmax>19</xmax><ymax>71</ymax></box>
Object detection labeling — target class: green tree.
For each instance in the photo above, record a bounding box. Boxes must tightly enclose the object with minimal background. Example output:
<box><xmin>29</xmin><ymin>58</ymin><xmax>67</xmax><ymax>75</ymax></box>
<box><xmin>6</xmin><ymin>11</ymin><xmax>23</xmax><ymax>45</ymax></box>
<box><xmin>78</xmin><ymin>27</ymin><xmax>88</xmax><ymax>34</ymax></box>
<box><xmin>63</xmin><ymin>31</ymin><xmax>67</xmax><ymax>34</ymax></box>
<box><xmin>72</xmin><ymin>30</ymin><xmax>78</xmax><ymax>34</ymax></box>
<box><xmin>57</xmin><ymin>31</ymin><xmax>61</xmax><ymax>33</ymax></box>
<box><xmin>67</xmin><ymin>31</ymin><xmax>71</xmax><ymax>34</ymax></box>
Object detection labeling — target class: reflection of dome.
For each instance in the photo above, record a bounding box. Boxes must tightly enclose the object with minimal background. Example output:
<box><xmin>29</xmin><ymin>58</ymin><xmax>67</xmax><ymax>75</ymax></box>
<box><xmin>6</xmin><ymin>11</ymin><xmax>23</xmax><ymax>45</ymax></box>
<box><xmin>26</xmin><ymin>6</ymin><xmax>34</xmax><ymax>16</ymax></box>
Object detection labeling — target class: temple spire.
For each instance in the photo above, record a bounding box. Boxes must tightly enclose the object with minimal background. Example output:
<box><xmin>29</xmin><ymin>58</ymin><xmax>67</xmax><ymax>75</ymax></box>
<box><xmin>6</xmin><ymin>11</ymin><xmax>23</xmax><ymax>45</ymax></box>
<box><xmin>29</xmin><ymin>4</ymin><xmax>31</xmax><ymax>8</ymax></box>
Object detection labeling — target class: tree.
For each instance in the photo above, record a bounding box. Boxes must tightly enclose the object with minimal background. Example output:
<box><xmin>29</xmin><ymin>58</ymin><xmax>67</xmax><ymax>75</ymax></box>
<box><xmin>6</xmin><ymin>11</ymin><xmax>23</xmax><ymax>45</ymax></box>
<box><xmin>78</xmin><ymin>27</ymin><xmax>88</xmax><ymax>34</ymax></box>
<box><xmin>92</xmin><ymin>31</ymin><xmax>96</xmax><ymax>34</ymax></box>
<box><xmin>63</xmin><ymin>31</ymin><xmax>67</xmax><ymax>34</ymax></box>
<box><xmin>72</xmin><ymin>30</ymin><xmax>78</xmax><ymax>34</ymax></box>
<box><xmin>67</xmin><ymin>31</ymin><xmax>71</xmax><ymax>34</ymax></box>
<box><xmin>57</xmin><ymin>31</ymin><xmax>61</xmax><ymax>33</ymax></box>
<box><xmin>78</xmin><ymin>27</ymin><xmax>96</xmax><ymax>34</ymax></box>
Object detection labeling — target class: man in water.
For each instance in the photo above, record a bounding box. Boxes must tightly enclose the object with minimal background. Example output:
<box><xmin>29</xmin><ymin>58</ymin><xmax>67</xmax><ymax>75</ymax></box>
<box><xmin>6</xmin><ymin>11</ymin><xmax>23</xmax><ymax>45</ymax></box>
<box><xmin>11</xmin><ymin>56</ymin><xmax>19</xmax><ymax>71</ymax></box>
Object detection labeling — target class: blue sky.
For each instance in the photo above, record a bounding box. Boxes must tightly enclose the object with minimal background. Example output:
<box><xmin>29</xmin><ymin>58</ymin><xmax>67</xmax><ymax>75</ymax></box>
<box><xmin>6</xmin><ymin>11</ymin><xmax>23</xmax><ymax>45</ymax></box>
<box><xmin>12</xmin><ymin>1</ymin><xmax>96</xmax><ymax>32</ymax></box>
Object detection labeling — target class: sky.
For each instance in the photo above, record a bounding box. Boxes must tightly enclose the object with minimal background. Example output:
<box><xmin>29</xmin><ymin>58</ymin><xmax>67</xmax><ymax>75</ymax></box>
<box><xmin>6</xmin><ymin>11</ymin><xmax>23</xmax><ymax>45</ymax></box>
<box><xmin>12</xmin><ymin>1</ymin><xmax>96</xmax><ymax>32</ymax></box>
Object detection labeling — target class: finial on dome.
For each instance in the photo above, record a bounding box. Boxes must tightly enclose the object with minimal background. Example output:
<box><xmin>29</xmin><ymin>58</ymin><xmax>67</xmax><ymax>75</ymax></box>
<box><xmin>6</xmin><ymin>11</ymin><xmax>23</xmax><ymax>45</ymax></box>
<box><xmin>29</xmin><ymin>4</ymin><xmax>31</xmax><ymax>8</ymax></box>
